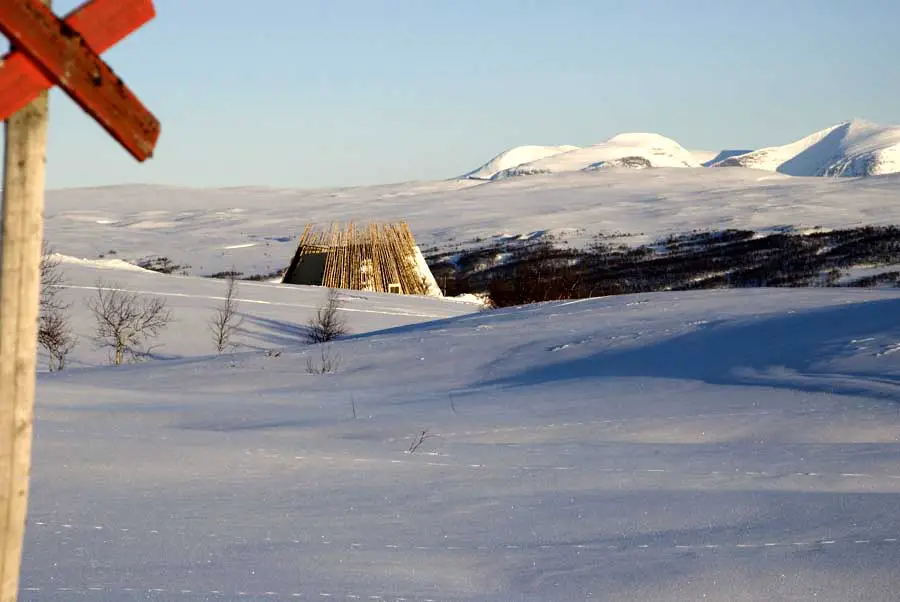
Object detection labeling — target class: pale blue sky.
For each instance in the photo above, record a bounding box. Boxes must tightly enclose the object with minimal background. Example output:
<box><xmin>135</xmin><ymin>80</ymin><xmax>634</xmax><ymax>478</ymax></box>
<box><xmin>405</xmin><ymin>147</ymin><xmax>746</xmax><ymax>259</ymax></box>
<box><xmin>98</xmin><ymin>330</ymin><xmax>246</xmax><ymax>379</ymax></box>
<box><xmin>34</xmin><ymin>0</ymin><xmax>900</xmax><ymax>189</ymax></box>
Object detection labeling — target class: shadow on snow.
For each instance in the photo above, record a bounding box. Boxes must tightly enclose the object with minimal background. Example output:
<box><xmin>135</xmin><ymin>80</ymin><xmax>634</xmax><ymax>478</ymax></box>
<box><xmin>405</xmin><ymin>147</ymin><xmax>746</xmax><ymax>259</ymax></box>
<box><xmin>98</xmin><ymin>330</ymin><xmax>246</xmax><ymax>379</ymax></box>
<box><xmin>479</xmin><ymin>298</ymin><xmax>900</xmax><ymax>403</ymax></box>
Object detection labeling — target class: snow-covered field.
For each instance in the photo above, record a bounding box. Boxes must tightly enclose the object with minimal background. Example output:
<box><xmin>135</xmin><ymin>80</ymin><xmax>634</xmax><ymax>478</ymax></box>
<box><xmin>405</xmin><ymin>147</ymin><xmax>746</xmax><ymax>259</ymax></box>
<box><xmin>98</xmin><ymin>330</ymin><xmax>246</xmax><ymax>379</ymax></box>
<box><xmin>24</xmin><ymin>141</ymin><xmax>900</xmax><ymax>600</ymax></box>
<box><xmin>44</xmin><ymin>167</ymin><xmax>900</xmax><ymax>280</ymax></box>
<box><xmin>23</xmin><ymin>261</ymin><xmax>900</xmax><ymax>600</ymax></box>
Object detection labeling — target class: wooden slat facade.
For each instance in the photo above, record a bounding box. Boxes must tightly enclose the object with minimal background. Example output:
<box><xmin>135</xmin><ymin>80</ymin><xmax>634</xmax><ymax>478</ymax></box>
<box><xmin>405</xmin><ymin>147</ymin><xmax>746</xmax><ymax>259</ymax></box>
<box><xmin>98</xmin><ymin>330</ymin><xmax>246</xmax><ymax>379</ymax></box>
<box><xmin>282</xmin><ymin>222</ymin><xmax>430</xmax><ymax>295</ymax></box>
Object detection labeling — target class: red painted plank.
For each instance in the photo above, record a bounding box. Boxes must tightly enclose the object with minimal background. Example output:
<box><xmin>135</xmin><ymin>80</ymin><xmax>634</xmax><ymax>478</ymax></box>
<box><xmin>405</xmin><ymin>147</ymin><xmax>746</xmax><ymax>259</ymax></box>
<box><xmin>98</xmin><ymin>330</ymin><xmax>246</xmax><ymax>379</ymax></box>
<box><xmin>0</xmin><ymin>0</ymin><xmax>159</xmax><ymax>161</ymax></box>
<box><xmin>0</xmin><ymin>0</ymin><xmax>155</xmax><ymax>122</ymax></box>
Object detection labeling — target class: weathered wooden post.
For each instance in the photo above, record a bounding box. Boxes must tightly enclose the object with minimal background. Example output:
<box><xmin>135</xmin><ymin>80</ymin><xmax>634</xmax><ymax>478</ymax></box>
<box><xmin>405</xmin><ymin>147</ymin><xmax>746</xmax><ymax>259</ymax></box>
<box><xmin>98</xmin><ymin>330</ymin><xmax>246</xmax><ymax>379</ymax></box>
<box><xmin>0</xmin><ymin>1</ymin><xmax>159</xmax><ymax>598</ymax></box>
<box><xmin>0</xmin><ymin>45</ymin><xmax>50</xmax><ymax>602</ymax></box>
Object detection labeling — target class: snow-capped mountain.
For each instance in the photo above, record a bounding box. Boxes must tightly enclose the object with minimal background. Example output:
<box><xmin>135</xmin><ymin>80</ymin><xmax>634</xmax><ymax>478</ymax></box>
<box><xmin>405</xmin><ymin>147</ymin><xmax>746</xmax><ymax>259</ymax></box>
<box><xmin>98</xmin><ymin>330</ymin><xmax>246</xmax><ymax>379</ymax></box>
<box><xmin>463</xmin><ymin>145</ymin><xmax>580</xmax><ymax>180</ymax></box>
<box><xmin>713</xmin><ymin>119</ymin><xmax>900</xmax><ymax>176</ymax></box>
<box><xmin>477</xmin><ymin>133</ymin><xmax>700</xmax><ymax>180</ymax></box>
<box><xmin>463</xmin><ymin>119</ymin><xmax>900</xmax><ymax>181</ymax></box>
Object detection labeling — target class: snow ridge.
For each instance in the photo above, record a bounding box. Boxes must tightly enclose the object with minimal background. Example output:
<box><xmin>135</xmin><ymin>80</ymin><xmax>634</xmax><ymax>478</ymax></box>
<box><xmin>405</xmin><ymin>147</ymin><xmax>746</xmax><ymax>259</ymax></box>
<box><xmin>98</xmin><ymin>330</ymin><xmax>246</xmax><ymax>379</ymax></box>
<box><xmin>714</xmin><ymin>119</ymin><xmax>900</xmax><ymax>177</ymax></box>
<box><xmin>465</xmin><ymin>119</ymin><xmax>900</xmax><ymax>181</ymax></box>
<box><xmin>463</xmin><ymin>145</ymin><xmax>580</xmax><ymax>180</ymax></box>
<box><xmin>490</xmin><ymin>132</ymin><xmax>700</xmax><ymax>179</ymax></box>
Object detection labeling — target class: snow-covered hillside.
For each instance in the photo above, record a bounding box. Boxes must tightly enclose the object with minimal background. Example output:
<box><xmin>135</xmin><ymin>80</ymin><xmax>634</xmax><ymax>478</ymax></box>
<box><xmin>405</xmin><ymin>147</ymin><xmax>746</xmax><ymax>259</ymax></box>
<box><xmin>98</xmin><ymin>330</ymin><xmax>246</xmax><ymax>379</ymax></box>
<box><xmin>714</xmin><ymin>119</ymin><xmax>900</xmax><ymax>176</ymax></box>
<box><xmin>692</xmin><ymin>148</ymin><xmax>754</xmax><ymax>167</ymax></box>
<box><xmin>25</xmin><ymin>267</ymin><xmax>900</xmax><ymax>600</ymax></box>
<box><xmin>44</xmin><ymin>168</ymin><xmax>900</xmax><ymax>279</ymax></box>
<box><xmin>490</xmin><ymin>132</ymin><xmax>700</xmax><ymax>178</ymax></box>
<box><xmin>37</xmin><ymin>260</ymin><xmax>478</xmax><ymax>368</ymax></box>
<box><xmin>462</xmin><ymin>144</ymin><xmax>579</xmax><ymax>180</ymax></box>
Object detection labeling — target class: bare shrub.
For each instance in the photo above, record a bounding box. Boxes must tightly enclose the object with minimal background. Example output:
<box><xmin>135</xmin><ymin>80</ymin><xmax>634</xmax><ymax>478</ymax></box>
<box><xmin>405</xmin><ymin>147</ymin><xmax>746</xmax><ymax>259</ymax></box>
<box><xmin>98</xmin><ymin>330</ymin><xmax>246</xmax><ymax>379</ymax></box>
<box><xmin>136</xmin><ymin>256</ymin><xmax>190</xmax><ymax>276</ymax></box>
<box><xmin>406</xmin><ymin>429</ymin><xmax>432</xmax><ymax>454</ymax></box>
<box><xmin>38</xmin><ymin>245</ymin><xmax>77</xmax><ymax>371</ymax></box>
<box><xmin>306</xmin><ymin>288</ymin><xmax>348</xmax><ymax>344</ymax></box>
<box><xmin>305</xmin><ymin>345</ymin><xmax>341</xmax><ymax>374</ymax></box>
<box><xmin>209</xmin><ymin>273</ymin><xmax>243</xmax><ymax>354</ymax></box>
<box><xmin>86</xmin><ymin>280</ymin><xmax>172</xmax><ymax>365</ymax></box>
<box><xmin>40</xmin><ymin>244</ymin><xmax>65</xmax><ymax>313</ymax></box>
<box><xmin>39</xmin><ymin>309</ymin><xmax>77</xmax><ymax>372</ymax></box>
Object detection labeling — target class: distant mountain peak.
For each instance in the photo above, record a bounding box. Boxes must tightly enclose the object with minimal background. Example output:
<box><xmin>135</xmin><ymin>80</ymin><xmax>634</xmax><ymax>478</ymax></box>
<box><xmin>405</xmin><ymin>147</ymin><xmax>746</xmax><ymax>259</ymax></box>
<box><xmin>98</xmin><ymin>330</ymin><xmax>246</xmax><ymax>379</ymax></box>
<box><xmin>462</xmin><ymin>119</ymin><xmax>900</xmax><ymax>181</ymax></box>
<box><xmin>712</xmin><ymin>119</ymin><xmax>900</xmax><ymax>177</ymax></box>
<box><xmin>465</xmin><ymin>132</ymin><xmax>699</xmax><ymax>181</ymax></box>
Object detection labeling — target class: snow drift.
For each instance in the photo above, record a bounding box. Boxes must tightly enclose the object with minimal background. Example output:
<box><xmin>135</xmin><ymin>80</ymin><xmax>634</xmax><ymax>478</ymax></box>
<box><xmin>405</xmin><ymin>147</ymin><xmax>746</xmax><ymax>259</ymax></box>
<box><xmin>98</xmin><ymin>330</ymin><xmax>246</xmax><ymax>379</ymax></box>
<box><xmin>714</xmin><ymin>119</ymin><xmax>900</xmax><ymax>176</ymax></box>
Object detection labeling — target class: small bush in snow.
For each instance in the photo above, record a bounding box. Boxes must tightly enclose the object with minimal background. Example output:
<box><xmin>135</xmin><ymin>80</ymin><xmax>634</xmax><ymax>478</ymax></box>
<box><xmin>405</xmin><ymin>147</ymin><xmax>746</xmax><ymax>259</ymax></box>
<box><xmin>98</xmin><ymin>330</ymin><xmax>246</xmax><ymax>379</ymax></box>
<box><xmin>87</xmin><ymin>279</ymin><xmax>172</xmax><ymax>365</ymax></box>
<box><xmin>405</xmin><ymin>429</ymin><xmax>431</xmax><ymax>454</ymax></box>
<box><xmin>306</xmin><ymin>288</ymin><xmax>348</xmax><ymax>344</ymax></box>
<box><xmin>38</xmin><ymin>246</ymin><xmax>77</xmax><ymax>371</ymax></box>
<box><xmin>137</xmin><ymin>256</ymin><xmax>190</xmax><ymax>276</ymax></box>
<box><xmin>305</xmin><ymin>345</ymin><xmax>340</xmax><ymax>374</ymax></box>
<box><xmin>209</xmin><ymin>273</ymin><xmax>243</xmax><ymax>354</ymax></box>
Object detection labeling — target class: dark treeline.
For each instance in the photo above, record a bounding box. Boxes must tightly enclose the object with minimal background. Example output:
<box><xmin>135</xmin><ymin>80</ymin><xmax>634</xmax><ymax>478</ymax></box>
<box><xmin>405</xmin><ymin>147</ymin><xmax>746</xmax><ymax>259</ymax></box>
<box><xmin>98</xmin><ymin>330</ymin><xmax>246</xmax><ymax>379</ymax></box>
<box><xmin>426</xmin><ymin>226</ymin><xmax>900</xmax><ymax>307</ymax></box>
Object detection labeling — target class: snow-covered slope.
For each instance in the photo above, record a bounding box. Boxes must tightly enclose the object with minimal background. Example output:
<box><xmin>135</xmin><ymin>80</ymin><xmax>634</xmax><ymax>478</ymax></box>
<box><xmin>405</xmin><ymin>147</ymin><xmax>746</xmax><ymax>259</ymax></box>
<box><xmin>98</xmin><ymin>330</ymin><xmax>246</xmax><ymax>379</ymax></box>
<box><xmin>693</xmin><ymin>148</ymin><xmax>753</xmax><ymax>167</ymax></box>
<box><xmin>492</xmin><ymin>132</ymin><xmax>700</xmax><ymax>178</ymax></box>
<box><xmin>26</xmin><ymin>275</ymin><xmax>900</xmax><ymax>600</ymax></box>
<box><xmin>714</xmin><ymin>119</ymin><xmax>900</xmax><ymax>176</ymax></box>
<box><xmin>36</xmin><ymin>261</ymin><xmax>479</xmax><ymax>369</ymax></box>
<box><xmin>463</xmin><ymin>144</ymin><xmax>579</xmax><ymax>180</ymax></box>
<box><xmin>44</xmin><ymin>169</ymin><xmax>900</xmax><ymax>279</ymax></box>
<box><xmin>689</xmin><ymin>149</ymin><xmax>720</xmax><ymax>165</ymax></box>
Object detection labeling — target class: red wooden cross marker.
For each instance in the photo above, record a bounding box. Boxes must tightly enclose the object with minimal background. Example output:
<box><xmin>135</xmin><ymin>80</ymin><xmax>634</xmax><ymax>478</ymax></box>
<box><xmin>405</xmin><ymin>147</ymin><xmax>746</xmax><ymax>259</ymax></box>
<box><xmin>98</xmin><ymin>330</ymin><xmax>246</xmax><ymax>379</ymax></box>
<box><xmin>0</xmin><ymin>3</ymin><xmax>160</xmax><ymax>600</ymax></box>
<box><xmin>0</xmin><ymin>0</ymin><xmax>160</xmax><ymax>161</ymax></box>
<box><xmin>0</xmin><ymin>0</ymin><xmax>155</xmax><ymax>123</ymax></box>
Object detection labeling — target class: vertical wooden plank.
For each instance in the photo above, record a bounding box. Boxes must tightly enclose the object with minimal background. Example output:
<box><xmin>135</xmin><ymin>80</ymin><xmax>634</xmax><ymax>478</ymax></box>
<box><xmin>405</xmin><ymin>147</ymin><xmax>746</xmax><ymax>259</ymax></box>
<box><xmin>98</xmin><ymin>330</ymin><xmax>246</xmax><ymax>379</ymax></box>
<box><xmin>0</xmin><ymin>7</ymin><xmax>51</xmax><ymax>597</ymax></box>
<box><xmin>366</xmin><ymin>223</ymin><xmax>379</xmax><ymax>292</ymax></box>
<box><xmin>346</xmin><ymin>222</ymin><xmax>355</xmax><ymax>290</ymax></box>
<box><xmin>322</xmin><ymin>223</ymin><xmax>336</xmax><ymax>288</ymax></box>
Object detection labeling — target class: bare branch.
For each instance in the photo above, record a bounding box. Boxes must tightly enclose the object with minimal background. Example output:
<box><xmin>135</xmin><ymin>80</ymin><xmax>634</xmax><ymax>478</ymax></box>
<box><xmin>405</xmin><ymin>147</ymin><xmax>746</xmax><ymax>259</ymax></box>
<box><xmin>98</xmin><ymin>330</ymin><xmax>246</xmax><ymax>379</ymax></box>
<box><xmin>39</xmin><ymin>242</ymin><xmax>66</xmax><ymax>313</ymax></box>
<box><xmin>86</xmin><ymin>279</ymin><xmax>173</xmax><ymax>365</ymax></box>
<box><xmin>305</xmin><ymin>344</ymin><xmax>341</xmax><ymax>374</ymax></box>
<box><xmin>209</xmin><ymin>273</ymin><xmax>243</xmax><ymax>354</ymax></box>
<box><xmin>406</xmin><ymin>429</ymin><xmax>431</xmax><ymax>454</ymax></box>
<box><xmin>38</xmin><ymin>243</ymin><xmax>77</xmax><ymax>371</ymax></box>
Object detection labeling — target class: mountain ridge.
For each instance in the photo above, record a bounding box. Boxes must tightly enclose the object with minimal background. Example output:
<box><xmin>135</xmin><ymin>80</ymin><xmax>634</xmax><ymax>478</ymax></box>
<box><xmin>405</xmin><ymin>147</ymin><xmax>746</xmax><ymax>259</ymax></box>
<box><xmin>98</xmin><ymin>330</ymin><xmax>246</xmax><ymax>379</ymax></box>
<box><xmin>713</xmin><ymin>119</ymin><xmax>900</xmax><ymax>177</ymax></box>
<box><xmin>463</xmin><ymin>119</ymin><xmax>900</xmax><ymax>180</ymax></box>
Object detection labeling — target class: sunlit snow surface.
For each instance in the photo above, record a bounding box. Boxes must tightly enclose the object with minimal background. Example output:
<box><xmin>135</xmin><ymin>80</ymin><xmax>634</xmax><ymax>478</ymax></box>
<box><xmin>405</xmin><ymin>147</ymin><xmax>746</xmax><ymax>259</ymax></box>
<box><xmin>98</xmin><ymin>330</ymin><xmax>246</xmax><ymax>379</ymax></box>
<box><xmin>44</xmin><ymin>167</ymin><xmax>900</xmax><ymax>281</ymax></box>
<box><xmin>24</xmin><ymin>263</ymin><xmax>900</xmax><ymax>600</ymax></box>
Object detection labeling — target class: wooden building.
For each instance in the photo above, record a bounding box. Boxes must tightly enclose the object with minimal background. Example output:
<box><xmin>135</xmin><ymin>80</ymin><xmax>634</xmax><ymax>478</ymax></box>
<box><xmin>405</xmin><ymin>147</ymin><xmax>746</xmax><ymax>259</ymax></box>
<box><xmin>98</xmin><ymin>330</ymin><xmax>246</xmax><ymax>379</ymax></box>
<box><xmin>282</xmin><ymin>222</ymin><xmax>441</xmax><ymax>296</ymax></box>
